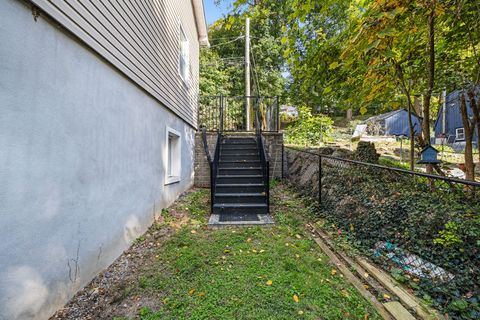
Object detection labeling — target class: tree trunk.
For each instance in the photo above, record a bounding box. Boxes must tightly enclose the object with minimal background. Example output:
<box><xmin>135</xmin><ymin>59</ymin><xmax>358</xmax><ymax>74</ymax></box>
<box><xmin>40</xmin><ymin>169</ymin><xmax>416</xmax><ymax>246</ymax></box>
<box><xmin>346</xmin><ymin>108</ymin><xmax>353</xmax><ymax>121</ymax></box>
<box><xmin>407</xmin><ymin>104</ymin><xmax>416</xmax><ymax>171</ymax></box>
<box><xmin>460</xmin><ymin>91</ymin><xmax>475</xmax><ymax>180</ymax></box>
<box><xmin>423</xmin><ymin>3</ymin><xmax>435</xmax><ymax>174</ymax></box>
<box><xmin>467</xmin><ymin>87</ymin><xmax>480</xmax><ymax>163</ymax></box>
<box><xmin>395</xmin><ymin>62</ymin><xmax>416</xmax><ymax>170</ymax></box>
<box><xmin>414</xmin><ymin>95</ymin><xmax>422</xmax><ymax>116</ymax></box>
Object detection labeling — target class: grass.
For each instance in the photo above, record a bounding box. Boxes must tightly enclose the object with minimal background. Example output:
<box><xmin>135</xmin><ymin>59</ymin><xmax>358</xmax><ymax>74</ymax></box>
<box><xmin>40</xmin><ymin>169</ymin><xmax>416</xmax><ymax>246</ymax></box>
<box><xmin>120</xmin><ymin>184</ymin><xmax>381</xmax><ymax>320</ymax></box>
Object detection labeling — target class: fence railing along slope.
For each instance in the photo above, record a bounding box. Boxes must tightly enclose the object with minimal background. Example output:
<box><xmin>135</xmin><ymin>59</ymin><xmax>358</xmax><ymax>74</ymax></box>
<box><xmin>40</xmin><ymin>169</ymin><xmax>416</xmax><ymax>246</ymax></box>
<box><xmin>284</xmin><ymin>146</ymin><xmax>480</xmax><ymax>320</ymax></box>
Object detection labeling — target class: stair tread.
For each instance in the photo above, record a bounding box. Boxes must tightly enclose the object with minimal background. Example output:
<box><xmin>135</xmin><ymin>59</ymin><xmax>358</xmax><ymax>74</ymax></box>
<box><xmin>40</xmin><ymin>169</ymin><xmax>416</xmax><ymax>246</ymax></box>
<box><xmin>217</xmin><ymin>174</ymin><xmax>263</xmax><ymax>178</ymax></box>
<box><xmin>219</xmin><ymin>160</ymin><xmax>260</xmax><ymax>162</ymax></box>
<box><xmin>219</xmin><ymin>167</ymin><xmax>262</xmax><ymax>170</ymax></box>
<box><xmin>216</xmin><ymin>183</ymin><xmax>264</xmax><ymax>186</ymax></box>
<box><xmin>215</xmin><ymin>193</ymin><xmax>266</xmax><ymax>197</ymax></box>
<box><xmin>213</xmin><ymin>203</ymin><xmax>268</xmax><ymax>208</ymax></box>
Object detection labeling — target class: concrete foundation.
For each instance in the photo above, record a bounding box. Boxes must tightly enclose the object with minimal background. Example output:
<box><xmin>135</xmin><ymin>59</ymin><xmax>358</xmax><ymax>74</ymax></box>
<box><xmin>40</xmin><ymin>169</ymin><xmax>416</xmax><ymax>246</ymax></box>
<box><xmin>0</xmin><ymin>2</ymin><xmax>195</xmax><ymax>319</ymax></box>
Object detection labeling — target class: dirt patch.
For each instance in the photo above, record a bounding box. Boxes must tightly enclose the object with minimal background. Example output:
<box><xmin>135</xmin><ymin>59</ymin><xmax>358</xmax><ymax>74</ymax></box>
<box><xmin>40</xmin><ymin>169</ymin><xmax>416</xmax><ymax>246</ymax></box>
<box><xmin>50</xmin><ymin>189</ymin><xmax>201</xmax><ymax>320</ymax></box>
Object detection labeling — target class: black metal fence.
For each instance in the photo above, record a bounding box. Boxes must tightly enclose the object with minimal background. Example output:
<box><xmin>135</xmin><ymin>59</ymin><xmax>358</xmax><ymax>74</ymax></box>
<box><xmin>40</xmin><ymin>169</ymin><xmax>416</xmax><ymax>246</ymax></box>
<box><xmin>284</xmin><ymin>146</ymin><xmax>480</xmax><ymax>319</ymax></box>
<box><xmin>198</xmin><ymin>95</ymin><xmax>279</xmax><ymax>132</ymax></box>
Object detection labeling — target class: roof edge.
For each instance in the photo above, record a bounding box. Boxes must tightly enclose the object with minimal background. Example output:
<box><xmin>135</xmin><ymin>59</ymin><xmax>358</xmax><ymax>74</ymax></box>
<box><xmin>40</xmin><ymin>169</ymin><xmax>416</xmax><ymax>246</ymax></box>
<box><xmin>191</xmin><ymin>0</ymin><xmax>210</xmax><ymax>47</ymax></box>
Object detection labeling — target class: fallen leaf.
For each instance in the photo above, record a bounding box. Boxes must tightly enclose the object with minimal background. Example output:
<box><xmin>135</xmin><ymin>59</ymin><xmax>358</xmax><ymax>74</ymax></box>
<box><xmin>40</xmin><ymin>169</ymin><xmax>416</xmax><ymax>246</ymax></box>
<box><xmin>246</xmin><ymin>238</ymin><xmax>252</xmax><ymax>242</ymax></box>
<box><xmin>189</xmin><ymin>288</ymin><xmax>196</xmax><ymax>295</ymax></box>
<box><xmin>259</xmin><ymin>249</ymin><xmax>265</xmax><ymax>253</ymax></box>
<box><xmin>252</xmin><ymin>249</ymin><xmax>258</xmax><ymax>253</ymax></box>
<box><xmin>224</xmin><ymin>249</ymin><xmax>231</xmax><ymax>253</ymax></box>
<box><xmin>331</xmin><ymin>269</ymin><xmax>337</xmax><ymax>276</ymax></box>
<box><xmin>295</xmin><ymin>254</ymin><xmax>300</xmax><ymax>258</ymax></box>
<box><xmin>383</xmin><ymin>293</ymin><xmax>391</xmax><ymax>300</ymax></box>
<box><xmin>341</xmin><ymin>289</ymin><xmax>350</xmax><ymax>297</ymax></box>
<box><xmin>293</xmin><ymin>294</ymin><xmax>299</xmax><ymax>303</ymax></box>
<box><xmin>364</xmin><ymin>273</ymin><xmax>369</xmax><ymax>278</ymax></box>
<box><xmin>295</xmin><ymin>234</ymin><xmax>302</xmax><ymax>239</ymax></box>
<box><xmin>298</xmin><ymin>310</ymin><xmax>304</xmax><ymax>315</ymax></box>
<box><xmin>190</xmin><ymin>230</ymin><xmax>197</xmax><ymax>234</ymax></box>
<box><xmin>266</xmin><ymin>280</ymin><xmax>273</xmax><ymax>286</ymax></box>
<box><xmin>364</xmin><ymin>314</ymin><xmax>369</xmax><ymax>320</ymax></box>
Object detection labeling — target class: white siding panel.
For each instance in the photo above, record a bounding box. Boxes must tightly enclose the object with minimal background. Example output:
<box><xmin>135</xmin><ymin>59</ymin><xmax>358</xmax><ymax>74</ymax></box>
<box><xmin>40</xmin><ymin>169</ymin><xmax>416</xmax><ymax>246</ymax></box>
<box><xmin>30</xmin><ymin>0</ymin><xmax>200</xmax><ymax>127</ymax></box>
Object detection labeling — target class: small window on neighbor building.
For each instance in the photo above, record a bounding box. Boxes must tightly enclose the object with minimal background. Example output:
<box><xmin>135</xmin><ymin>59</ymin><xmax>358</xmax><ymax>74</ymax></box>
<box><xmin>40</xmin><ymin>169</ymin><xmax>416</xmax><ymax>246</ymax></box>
<box><xmin>179</xmin><ymin>25</ymin><xmax>189</xmax><ymax>83</ymax></box>
<box><xmin>456</xmin><ymin>127</ymin><xmax>465</xmax><ymax>141</ymax></box>
<box><xmin>165</xmin><ymin>128</ymin><xmax>181</xmax><ymax>185</ymax></box>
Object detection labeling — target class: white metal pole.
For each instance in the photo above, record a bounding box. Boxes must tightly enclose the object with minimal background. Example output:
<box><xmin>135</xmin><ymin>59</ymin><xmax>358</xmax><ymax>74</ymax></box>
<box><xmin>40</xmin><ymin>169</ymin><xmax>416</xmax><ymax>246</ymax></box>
<box><xmin>245</xmin><ymin>17</ymin><xmax>251</xmax><ymax>131</ymax></box>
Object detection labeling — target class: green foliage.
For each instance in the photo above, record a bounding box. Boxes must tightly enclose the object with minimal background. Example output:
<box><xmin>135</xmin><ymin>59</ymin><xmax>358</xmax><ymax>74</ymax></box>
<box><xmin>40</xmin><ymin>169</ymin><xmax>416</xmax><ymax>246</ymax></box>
<box><xmin>434</xmin><ymin>221</ymin><xmax>463</xmax><ymax>248</ymax></box>
<box><xmin>200</xmin><ymin>2</ymin><xmax>289</xmax><ymax>99</ymax></box>
<box><xmin>284</xmin><ymin>106</ymin><xmax>333</xmax><ymax>146</ymax></box>
<box><xmin>128</xmin><ymin>185</ymin><xmax>381</xmax><ymax>320</ymax></box>
<box><xmin>313</xmin><ymin>162</ymin><xmax>480</xmax><ymax>318</ymax></box>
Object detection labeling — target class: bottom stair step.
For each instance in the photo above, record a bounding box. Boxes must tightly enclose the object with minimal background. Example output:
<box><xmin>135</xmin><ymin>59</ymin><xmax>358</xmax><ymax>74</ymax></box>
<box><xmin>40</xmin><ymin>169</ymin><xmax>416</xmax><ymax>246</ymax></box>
<box><xmin>213</xmin><ymin>203</ymin><xmax>268</xmax><ymax>215</ymax></box>
<box><xmin>218</xmin><ymin>213</ymin><xmax>260</xmax><ymax>222</ymax></box>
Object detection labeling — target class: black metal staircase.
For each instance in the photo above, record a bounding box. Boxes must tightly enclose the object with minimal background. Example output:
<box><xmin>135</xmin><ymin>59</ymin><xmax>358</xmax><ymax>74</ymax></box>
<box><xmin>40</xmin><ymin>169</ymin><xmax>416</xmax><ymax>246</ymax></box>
<box><xmin>214</xmin><ymin>135</ymin><xmax>269</xmax><ymax>219</ymax></box>
<box><xmin>200</xmin><ymin>96</ymin><xmax>276</xmax><ymax>222</ymax></box>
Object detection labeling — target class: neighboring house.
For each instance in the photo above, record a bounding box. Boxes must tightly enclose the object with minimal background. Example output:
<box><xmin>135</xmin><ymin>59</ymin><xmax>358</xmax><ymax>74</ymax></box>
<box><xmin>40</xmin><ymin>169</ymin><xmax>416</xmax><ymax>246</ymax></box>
<box><xmin>434</xmin><ymin>88</ymin><xmax>479</xmax><ymax>150</ymax></box>
<box><xmin>0</xmin><ymin>1</ymin><xmax>208</xmax><ymax>319</ymax></box>
<box><xmin>365</xmin><ymin>109</ymin><xmax>422</xmax><ymax>137</ymax></box>
<box><xmin>280</xmin><ymin>105</ymin><xmax>298</xmax><ymax>117</ymax></box>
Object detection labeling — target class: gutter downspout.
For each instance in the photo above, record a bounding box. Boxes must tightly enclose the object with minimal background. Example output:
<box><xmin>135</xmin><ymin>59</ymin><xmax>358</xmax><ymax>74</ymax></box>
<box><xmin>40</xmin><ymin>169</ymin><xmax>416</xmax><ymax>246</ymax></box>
<box><xmin>191</xmin><ymin>0</ymin><xmax>210</xmax><ymax>47</ymax></box>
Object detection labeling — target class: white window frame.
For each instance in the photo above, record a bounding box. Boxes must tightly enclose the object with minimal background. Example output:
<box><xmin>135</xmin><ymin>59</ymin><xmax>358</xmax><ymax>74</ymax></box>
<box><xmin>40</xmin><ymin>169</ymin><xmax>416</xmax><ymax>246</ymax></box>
<box><xmin>179</xmin><ymin>24</ymin><xmax>190</xmax><ymax>84</ymax></box>
<box><xmin>456</xmin><ymin>127</ymin><xmax>465</xmax><ymax>141</ymax></box>
<box><xmin>165</xmin><ymin>127</ymin><xmax>181</xmax><ymax>185</ymax></box>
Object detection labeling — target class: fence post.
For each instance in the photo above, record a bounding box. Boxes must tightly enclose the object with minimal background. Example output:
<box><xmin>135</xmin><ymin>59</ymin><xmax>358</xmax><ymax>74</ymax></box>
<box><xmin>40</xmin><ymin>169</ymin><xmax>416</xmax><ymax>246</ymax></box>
<box><xmin>318</xmin><ymin>154</ymin><xmax>322</xmax><ymax>207</ymax></box>
<box><xmin>219</xmin><ymin>95</ymin><xmax>224</xmax><ymax>133</ymax></box>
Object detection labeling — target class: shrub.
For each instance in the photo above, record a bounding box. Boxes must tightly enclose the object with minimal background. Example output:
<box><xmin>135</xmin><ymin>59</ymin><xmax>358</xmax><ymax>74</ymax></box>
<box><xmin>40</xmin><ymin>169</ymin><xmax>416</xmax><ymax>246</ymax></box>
<box><xmin>284</xmin><ymin>106</ymin><xmax>333</xmax><ymax>146</ymax></box>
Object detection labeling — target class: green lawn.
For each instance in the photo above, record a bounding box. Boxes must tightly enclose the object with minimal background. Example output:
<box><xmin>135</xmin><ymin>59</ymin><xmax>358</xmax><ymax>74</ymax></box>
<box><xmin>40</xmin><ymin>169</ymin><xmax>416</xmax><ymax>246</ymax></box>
<box><xmin>118</xmin><ymin>184</ymin><xmax>381</xmax><ymax>320</ymax></box>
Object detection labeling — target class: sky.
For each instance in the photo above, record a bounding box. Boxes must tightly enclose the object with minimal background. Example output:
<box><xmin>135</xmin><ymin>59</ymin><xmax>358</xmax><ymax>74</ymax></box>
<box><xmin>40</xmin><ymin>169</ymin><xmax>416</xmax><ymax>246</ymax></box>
<box><xmin>203</xmin><ymin>0</ymin><xmax>234</xmax><ymax>25</ymax></box>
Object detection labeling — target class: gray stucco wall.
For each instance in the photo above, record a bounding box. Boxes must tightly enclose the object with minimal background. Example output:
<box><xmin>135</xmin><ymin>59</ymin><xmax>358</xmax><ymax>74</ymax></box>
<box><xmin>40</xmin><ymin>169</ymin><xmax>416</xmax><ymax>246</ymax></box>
<box><xmin>0</xmin><ymin>1</ymin><xmax>195</xmax><ymax>319</ymax></box>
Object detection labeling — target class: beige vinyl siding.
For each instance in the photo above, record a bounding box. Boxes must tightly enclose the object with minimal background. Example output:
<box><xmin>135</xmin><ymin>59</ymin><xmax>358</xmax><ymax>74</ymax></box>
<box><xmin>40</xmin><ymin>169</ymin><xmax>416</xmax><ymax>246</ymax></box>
<box><xmin>30</xmin><ymin>0</ymin><xmax>200</xmax><ymax>127</ymax></box>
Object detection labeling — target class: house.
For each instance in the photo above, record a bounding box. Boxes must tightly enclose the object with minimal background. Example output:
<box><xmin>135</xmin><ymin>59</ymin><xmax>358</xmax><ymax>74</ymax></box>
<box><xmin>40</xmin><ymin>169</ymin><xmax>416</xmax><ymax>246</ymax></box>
<box><xmin>0</xmin><ymin>1</ymin><xmax>207</xmax><ymax>319</ymax></box>
<box><xmin>365</xmin><ymin>109</ymin><xmax>422</xmax><ymax>137</ymax></box>
<box><xmin>280</xmin><ymin>105</ymin><xmax>298</xmax><ymax>117</ymax></box>
<box><xmin>434</xmin><ymin>88</ymin><xmax>479</xmax><ymax>150</ymax></box>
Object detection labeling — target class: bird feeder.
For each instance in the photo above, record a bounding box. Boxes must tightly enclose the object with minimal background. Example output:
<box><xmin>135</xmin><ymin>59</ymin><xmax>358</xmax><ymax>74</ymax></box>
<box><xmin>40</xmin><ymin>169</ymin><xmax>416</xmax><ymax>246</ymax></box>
<box><xmin>417</xmin><ymin>145</ymin><xmax>441</xmax><ymax>164</ymax></box>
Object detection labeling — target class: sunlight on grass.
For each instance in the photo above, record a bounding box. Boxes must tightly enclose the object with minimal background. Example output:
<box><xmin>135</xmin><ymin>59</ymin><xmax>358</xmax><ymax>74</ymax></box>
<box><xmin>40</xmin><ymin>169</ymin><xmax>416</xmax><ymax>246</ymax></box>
<box><xmin>125</xmin><ymin>185</ymin><xmax>381</xmax><ymax>320</ymax></box>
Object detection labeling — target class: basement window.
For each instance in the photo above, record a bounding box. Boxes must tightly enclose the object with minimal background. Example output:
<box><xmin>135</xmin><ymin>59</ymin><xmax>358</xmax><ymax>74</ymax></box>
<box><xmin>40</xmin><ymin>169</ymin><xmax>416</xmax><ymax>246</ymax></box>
<box><xmin>165</xmin><ymin>127</ymin><xmax>181</xmax><ymax>185</ymax></box>
<box><xmin>179</xmin><ymin>25</ymin><xmax>189</xmax><ymax>84</ymax></box>
<box><xmin>456</xmin><ymin>127</ymin><xmax>465</xmax><ymax>141</ymax></box>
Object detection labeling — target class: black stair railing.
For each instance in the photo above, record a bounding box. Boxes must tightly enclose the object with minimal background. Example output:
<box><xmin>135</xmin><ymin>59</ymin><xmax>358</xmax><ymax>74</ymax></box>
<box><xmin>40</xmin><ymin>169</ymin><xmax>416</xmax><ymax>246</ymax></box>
<box><xmin>255</xmin><ymin>100</ymin><xmax>270</xmax><ymax>213</ymax></box>
<box><xmin>201</xmin><ymin>128</ymin><xmax>221</xmax><ymax>213</ymax></box>
<box><xmin>198</xmin><ymin>95</ymin><xmax>279</xmax><ymax>132</ymax></box>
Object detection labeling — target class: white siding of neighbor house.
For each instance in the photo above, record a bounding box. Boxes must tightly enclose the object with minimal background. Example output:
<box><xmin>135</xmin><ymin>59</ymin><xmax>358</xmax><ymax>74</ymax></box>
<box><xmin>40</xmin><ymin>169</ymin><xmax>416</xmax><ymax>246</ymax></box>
<box><xmin>0</xmin><ymin>0</ymin><xmax>202</xmax><ymax>319</ymax></box>
<box><xmin>29</xmin><ymin>0</ymin><xmax>201</xmax><ymax>128</ymax></box>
